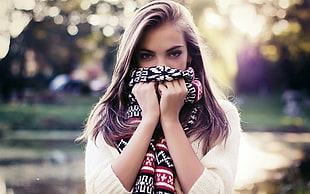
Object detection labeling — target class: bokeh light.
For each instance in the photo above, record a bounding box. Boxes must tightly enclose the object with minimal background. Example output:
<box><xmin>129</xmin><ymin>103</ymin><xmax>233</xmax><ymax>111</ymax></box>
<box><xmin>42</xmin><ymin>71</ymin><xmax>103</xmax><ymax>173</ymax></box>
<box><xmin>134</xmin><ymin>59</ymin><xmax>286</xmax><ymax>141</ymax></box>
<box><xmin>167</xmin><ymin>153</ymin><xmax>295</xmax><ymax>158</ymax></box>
<box><xmin>0</xmin><ymin>1</ymin><xmax>309</xmax><ymax>193</ymax></box>
<box><xmin>67</xmin><ymin>25</ymin><xmax>78</xmax><ymax>36</ymax></box>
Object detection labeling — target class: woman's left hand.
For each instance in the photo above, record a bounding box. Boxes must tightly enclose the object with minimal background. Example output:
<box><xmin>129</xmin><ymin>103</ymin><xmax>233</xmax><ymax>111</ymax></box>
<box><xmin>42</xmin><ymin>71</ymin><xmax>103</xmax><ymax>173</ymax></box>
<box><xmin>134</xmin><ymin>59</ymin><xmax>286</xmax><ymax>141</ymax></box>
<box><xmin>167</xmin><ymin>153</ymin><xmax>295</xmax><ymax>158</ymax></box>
<box><xmin>157</xmin><ymin>79</ymin><xmax>187</xmax><ymax>123</ymax></box>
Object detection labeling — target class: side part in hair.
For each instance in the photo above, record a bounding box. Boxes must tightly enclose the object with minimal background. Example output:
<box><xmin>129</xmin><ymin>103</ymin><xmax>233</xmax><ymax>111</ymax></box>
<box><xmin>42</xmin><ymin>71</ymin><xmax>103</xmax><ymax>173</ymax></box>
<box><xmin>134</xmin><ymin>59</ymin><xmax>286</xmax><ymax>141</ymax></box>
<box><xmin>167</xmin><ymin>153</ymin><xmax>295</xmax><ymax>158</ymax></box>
<box><xmin>79</xmin><ymin>0</ymin><xmax>230</xmax><ymax>154</ymax></box>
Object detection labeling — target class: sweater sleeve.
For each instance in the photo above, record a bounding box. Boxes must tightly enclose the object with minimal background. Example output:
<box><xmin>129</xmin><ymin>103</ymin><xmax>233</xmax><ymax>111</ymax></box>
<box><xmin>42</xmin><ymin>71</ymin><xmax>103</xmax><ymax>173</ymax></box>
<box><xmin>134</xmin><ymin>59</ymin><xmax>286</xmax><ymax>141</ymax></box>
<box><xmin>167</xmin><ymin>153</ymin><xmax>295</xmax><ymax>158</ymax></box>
<box><xmin>188</xmin><ymin>100</ymin><xmax>241</xmax><ymax>194</ymax></box>
<box><xmin>85</xmin><ymin>135</ymin><xmax>130</xmax><ymax>194</ymax></box>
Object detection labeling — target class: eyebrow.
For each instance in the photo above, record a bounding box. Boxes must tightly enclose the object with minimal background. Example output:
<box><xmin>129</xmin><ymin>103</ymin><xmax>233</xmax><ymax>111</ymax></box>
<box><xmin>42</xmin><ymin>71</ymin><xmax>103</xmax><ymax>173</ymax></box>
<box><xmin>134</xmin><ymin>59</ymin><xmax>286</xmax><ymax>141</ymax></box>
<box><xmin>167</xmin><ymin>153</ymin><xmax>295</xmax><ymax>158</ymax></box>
<box><xmin>167</xmin><ymin>45</ymin><xmax>184</xmax><ymax>52</ymax></box>
<box><xmin>138</xmin><ymin>45</ymin><xmax>185</xmax><ymax>53</ymax></box>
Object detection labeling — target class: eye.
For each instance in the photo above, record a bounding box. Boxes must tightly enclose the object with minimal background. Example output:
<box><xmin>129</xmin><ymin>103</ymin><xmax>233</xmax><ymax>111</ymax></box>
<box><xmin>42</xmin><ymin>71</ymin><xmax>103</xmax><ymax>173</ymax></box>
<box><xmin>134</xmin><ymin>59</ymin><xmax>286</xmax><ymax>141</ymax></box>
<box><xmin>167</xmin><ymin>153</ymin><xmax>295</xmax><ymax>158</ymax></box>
<box><xmin>168</xmin><ymin>50</ymin><xmax>182</xmax><ymax>58</ymax></box>
<box><xmin>139</xmin><ymin>53</ymin><xmax>153</xmax><ymax>60</ymax></box>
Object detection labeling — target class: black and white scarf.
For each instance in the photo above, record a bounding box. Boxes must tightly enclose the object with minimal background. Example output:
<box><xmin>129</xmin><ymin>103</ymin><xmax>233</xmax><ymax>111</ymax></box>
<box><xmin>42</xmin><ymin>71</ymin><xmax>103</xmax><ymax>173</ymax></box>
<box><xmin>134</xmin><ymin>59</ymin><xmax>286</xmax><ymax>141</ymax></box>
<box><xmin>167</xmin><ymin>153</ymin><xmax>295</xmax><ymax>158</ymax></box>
<box><xmin>116</xmin><ymin>66</ymin><xmax>202</xmax><ymax>193</ymax></box>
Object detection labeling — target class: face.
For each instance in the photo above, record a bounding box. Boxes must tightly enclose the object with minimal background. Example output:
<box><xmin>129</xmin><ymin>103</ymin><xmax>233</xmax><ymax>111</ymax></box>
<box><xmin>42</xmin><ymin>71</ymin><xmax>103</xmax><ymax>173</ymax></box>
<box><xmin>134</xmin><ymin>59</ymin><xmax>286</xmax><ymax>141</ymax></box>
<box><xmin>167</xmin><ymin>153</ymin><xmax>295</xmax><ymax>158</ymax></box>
<box><xmin>136</xmin><ymin>22</ymin><xmax>191</xmax><ymax>70</ymax></box>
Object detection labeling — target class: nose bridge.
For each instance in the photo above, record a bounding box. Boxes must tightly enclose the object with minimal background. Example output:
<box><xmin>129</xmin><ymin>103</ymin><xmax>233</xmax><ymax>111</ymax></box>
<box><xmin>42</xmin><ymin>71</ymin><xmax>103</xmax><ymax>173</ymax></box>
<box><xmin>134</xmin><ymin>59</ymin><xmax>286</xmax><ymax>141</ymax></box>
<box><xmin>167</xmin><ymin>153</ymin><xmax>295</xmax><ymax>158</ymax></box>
<box><xmin>157</xmin><ymin>54</ymin><xmax>168</xmax><ymax>67</ymax></box>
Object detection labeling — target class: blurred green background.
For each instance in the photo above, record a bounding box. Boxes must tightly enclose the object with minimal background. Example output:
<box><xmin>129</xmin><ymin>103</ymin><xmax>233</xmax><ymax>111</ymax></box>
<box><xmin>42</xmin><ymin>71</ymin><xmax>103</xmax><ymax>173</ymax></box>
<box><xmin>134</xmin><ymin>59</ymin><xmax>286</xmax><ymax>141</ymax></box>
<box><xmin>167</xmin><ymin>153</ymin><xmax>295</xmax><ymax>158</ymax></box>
<box><xmin>0</xmin><ymin>0</ymin><xmax>309</xmax><ymax>193</ymax></box>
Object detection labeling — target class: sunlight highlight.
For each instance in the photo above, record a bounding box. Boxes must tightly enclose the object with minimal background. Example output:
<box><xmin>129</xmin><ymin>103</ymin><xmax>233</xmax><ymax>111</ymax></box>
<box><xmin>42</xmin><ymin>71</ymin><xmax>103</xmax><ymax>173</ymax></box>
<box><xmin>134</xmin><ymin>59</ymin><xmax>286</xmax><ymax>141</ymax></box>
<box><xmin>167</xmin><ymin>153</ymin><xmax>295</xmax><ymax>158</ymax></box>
<box><xmin>279</xmin><ymin>0</ymin><xmax>290</xmax><ymax>9</ymax></box>
<box><xmin>80</xmin><ymin>0</ymin><xmax>91</xmax><ymax>10</ymax></box>
<box><xmin>203</xmin><ymin>9</ymin><xmax>226</xmax><ymax>30</ymax></box>
<box><xmin>0</xmin><ymin>35</ymin><xmax>10</xmax><ymax>59</ymax></box>
<box><xmin>230</xmin><ymin>5</ymin><xmax>265</xmax><ymax>38</ymax></box>
<box><xmin>87</xmin><ymin>14</ymin><xmax>101</xmax><ymax>26</ymax></box>
<box><xmin>9</xmin><ymin>11</ymin><xmax>31</xmax><ymax>38</ymax></box>
<box><xmin>234</xmin><ymin>132</ymin><xmax>304</xmax><ymax>192</ymax></box>
<box><xmin>13</xmin><ymin>0</ymin><xmax>35</xmax><ymax>10</ymax></box>
<box><xmin>48</xmin><ymin>6</ymin><xmax>60</xmax><ymax>17</ymax></box>
<box><xmin>102</xmin><ymin>25</ymin><xmax>114</xmax><ymax>37</ymax></box>
<box><xmin>272</xmin><ymin>19</ymin><xmax>289</xmax><ymax>35</ymax></box>
<box><xmin>67</xmin><ymin>25</ymin><xmax>78</xmax><ymax>36</ymax></box>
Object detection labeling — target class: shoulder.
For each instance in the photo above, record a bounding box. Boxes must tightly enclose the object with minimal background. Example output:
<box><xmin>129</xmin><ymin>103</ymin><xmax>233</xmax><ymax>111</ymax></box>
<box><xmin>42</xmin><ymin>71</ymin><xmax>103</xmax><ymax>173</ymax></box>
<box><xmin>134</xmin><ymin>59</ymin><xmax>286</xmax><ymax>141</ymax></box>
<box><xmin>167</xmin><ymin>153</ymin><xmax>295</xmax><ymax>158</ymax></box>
<box><xmin>217</xmin><ymin>99</ymin><xmax>242</xmax><ymax>133</ymax></box>
<box><xmin>217</xmin><ymin>99</ymin><xmax>239</xmax><ymax>116</ymax></box>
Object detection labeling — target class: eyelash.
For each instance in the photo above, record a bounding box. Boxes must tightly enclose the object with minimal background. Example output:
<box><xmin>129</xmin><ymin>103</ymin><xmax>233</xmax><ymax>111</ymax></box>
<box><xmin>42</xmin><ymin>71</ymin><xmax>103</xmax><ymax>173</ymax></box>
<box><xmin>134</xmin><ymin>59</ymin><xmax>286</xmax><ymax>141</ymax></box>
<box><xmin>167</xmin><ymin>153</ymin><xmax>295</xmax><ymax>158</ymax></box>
<box><xmin>139</xmin><ymin>53</ymin><xmax>153</xmax><ymax>60</ymax></box>
<box><xmin>169</xmin><ymin>51</ymin><xmax>182</xmax><ymax>57</ymax></box>
<box><xmin>139</xmin><ymin>51</ymin><xmax>182</xmax><ymax>60</ymax></box>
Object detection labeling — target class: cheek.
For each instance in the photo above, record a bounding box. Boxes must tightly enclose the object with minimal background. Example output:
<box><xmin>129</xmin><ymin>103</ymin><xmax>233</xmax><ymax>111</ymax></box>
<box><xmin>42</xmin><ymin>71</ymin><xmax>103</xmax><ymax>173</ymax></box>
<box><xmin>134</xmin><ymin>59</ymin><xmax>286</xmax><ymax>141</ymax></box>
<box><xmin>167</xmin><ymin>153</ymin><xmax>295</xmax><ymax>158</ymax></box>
<box><xmin>138</xmin><ymin>62</ymin><xmax>154</xmax><ymax>68</ymax></box>
<box><xmin>137</xmin><ymin>59</ymin><xmax>147</xmax><ymax>68</ymax></box>
<box><xmin>178</xmin><ymin>56</ymin><xmax>188</xmax><ymax>70</ymax></box>
<box><xmin>168</xmin><ymin>62</ymin><xmax>186</xmax><ymax>70</ymax></box>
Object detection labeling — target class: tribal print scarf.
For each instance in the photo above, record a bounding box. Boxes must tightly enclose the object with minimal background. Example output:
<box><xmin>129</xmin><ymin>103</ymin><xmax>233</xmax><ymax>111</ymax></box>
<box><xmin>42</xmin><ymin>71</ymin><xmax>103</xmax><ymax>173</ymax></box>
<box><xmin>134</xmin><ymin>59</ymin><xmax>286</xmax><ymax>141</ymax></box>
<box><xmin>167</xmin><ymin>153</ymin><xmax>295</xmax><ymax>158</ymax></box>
<box><xmin>116</xmin><ymin>66</ymin><xmax>202</xmax><ymax>194</ymax></box>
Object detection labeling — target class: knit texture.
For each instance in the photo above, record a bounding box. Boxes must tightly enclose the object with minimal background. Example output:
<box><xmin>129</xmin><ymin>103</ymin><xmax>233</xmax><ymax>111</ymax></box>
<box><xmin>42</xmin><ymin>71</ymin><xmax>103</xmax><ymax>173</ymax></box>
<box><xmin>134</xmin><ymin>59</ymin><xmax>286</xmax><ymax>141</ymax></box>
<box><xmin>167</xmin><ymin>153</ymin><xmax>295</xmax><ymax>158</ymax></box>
<box><xmin>127</xmin><ymin>66</ymin><xmax>202</xmax><ymax>123</ymax></box>
<box><xmin>85</xmin><ymin>100</ymin><xmax>241</xmax><ymax>194</ymax></box>
<box><xmin>116</xmin><ymin>66</ymin><xmax>203</xmax><ymax>193</ymax></box>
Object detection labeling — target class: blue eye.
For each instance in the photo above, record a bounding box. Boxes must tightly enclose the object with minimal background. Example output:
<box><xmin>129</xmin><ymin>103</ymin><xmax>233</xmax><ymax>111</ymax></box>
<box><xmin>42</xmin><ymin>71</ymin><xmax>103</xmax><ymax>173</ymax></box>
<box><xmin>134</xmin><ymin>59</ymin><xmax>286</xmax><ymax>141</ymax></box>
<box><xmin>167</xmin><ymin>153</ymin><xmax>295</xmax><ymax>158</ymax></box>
<box><xmin>169</xmin><ymin>51</ymin><xmax>182</xmax><ymax>57</ymax></box>
<box><xmin>139</xmin><ymin>53</ymin><xmax>153</xmax><ymax>60</ymax></box>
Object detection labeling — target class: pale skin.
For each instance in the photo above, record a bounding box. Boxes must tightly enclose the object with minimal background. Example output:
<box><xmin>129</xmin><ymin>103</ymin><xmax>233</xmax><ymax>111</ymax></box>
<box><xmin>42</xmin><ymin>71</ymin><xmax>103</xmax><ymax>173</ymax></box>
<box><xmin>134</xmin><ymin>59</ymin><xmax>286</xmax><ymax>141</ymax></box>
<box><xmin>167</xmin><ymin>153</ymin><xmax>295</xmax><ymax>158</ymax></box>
<box><xmin>111</xmin><ymin>22</ymin><xmax>204</xmax><ymax>193</ymax></box>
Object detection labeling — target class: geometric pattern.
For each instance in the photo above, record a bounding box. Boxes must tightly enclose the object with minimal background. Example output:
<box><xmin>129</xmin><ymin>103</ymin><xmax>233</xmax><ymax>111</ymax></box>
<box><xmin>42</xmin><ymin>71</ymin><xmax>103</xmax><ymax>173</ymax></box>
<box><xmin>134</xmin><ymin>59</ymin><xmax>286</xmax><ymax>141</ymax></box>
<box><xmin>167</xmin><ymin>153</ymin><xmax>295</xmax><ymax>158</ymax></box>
<box><xmin>127</xmin><ymin>66</ymin><xmax>202</xmax><ymax>120</ymax></box>
<box><xmin>115</xmin><ymin>66</ymin><xmax>204</xmax><ymax>193</ymax></box>
<box><xmin>116</xmin><ymin>138</ymin><xmax>176</xmax><ymax>194</ymax></box>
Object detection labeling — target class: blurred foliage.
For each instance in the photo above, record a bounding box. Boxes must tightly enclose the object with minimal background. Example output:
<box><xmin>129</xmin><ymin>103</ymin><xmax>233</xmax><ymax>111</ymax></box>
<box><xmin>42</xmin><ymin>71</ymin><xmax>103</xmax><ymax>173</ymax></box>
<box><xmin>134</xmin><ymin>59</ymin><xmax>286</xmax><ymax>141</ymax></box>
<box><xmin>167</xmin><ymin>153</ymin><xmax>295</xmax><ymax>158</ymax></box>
<box><xmin>0</xmin><ymin>0</ymin><xmax>309</xmax><ymax>91</ymax></box>
<box><xmin>0</xmin><ymin>93</ymin><xmax>309</xmax><ymax>136</ymax></box>
<box><xmin>191</xmin><ymin>0</ymin><xmax>310</xmax><ymax>93</ymax></box>
<box><xmin>0</xmin><ymin>95</ymin><xmax>98</xmax><ymax>135</ymax></box>
<box><xmin>238</xmin><ymin>93</ymin><xmax>310</xmax><ymax>131</ymax></box>
<box><xmin>0</xmin><ymin>0</ymin><xmax>149</xmax><ymax>76</ymax></box>
<box><xmin>0</xmin><ymin>0</ymin><xmax>310</xmax><ymax>132</ymax></box>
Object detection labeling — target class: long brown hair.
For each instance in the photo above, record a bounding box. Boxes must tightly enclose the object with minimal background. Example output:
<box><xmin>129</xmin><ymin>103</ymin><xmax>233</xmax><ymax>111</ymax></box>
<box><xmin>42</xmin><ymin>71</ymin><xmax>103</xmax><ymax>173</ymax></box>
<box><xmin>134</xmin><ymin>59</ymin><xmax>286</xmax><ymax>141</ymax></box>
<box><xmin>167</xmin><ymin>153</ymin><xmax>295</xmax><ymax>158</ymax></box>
<box><xmin>78</xmin><ymin>0</ymin><xmax>229</xmax><ymax>155</ymax></box>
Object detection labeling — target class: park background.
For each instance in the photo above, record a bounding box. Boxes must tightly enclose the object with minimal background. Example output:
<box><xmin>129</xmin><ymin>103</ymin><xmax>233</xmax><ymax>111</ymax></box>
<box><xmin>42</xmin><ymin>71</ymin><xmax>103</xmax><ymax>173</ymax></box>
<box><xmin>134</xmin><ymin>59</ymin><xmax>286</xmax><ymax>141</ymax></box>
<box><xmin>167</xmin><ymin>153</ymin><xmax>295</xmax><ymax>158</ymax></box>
<box><xmin>0</xmin><ymin>0</ymin><xmax>309</xmax><ymax>193</ymax></box>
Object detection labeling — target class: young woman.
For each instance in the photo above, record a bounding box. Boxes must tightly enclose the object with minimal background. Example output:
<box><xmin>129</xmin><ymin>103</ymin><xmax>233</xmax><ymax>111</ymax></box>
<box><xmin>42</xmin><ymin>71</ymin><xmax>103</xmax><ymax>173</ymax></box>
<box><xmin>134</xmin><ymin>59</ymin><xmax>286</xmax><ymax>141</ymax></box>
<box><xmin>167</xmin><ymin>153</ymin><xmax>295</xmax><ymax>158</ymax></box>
<box><xmin>79</xmin><ymin>1</ymin><xmax>241</xmax><ymax>193</ymax></box>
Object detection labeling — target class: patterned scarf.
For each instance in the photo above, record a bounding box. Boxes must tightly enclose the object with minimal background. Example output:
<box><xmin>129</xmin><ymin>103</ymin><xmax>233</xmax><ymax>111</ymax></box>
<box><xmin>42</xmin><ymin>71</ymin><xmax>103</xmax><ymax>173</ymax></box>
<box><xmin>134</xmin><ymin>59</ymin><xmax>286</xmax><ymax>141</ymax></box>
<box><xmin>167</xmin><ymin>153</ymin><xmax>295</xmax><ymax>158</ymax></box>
<box><xmin>116</xmin><ymin>66</ymin><xmax>202</xmax><ymax>193</ymax></box>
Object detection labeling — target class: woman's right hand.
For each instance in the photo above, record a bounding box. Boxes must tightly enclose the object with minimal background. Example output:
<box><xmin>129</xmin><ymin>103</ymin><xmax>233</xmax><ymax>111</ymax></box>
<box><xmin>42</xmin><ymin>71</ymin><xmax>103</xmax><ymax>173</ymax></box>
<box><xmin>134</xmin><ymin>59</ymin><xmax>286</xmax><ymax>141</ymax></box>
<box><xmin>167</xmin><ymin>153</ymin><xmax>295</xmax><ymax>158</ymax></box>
<box><xmin>132</xmin><ymin>82</ymin><xmax>160</xmax><ymax>122</ymax></box>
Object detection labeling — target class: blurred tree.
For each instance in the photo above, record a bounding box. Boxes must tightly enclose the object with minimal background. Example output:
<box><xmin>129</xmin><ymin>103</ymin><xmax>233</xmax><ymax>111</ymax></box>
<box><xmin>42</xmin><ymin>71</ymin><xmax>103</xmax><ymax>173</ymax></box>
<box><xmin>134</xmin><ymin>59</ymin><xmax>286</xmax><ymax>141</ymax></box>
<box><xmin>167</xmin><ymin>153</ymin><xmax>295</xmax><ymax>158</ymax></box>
<box><xmin>0</xmin><ymin>0</ymin><xmax>149</xmax><ymax>102</ymax></box>
<box><xmin>189</xmin><ymin>0</ymin><xmax>310</xmax><ymax>95</ymax></box>
<box><xmin>0</xmin><ymin>35</ymin><xmax>26</xmax><ymax>102</ymax></box>
<box><xmin>1</xmin><ymin>0</ymin><xmax>309</xmax><ymax>102</ymax></box>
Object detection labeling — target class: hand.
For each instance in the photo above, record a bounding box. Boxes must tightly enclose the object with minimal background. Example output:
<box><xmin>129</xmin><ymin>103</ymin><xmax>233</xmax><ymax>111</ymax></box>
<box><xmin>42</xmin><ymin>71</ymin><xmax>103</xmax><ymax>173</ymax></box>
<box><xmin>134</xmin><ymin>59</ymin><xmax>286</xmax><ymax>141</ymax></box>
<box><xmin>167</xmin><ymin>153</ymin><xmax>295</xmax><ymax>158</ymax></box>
<box><xmin>132</xmin><ymin>82</ymin><xmax>160</xmax><ymax>122</ymax></box>
<box><xmin>157</xmin><ymin>79</ymin><xmax>187</xmax><ymax>122</ymax></box>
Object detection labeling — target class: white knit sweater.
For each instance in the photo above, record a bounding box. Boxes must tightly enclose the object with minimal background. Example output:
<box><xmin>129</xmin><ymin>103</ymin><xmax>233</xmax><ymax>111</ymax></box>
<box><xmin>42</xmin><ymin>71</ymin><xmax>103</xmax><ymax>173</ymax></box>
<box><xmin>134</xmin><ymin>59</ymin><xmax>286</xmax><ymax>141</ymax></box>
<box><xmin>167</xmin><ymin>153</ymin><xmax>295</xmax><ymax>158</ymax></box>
<box><xmin>84</xmin><ymin>100</ymin><xmax>241</xmax><ymax>194</ymax></box>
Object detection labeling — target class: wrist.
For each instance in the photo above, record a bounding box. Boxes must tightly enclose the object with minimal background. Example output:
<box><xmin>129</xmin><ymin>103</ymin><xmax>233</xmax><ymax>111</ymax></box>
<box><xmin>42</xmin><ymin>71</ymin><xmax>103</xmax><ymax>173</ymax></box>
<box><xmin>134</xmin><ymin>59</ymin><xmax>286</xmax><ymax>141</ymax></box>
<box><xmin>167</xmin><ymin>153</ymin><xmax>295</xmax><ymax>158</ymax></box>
<box><xmin>140</xmin><ymin>116</ymin><xmax>159</xmax><ymax>128</ymax></box>
<box><xmin>160</xmin><ymin>116</ymin><xmax>180</xmax><ymax>129</ymax></box>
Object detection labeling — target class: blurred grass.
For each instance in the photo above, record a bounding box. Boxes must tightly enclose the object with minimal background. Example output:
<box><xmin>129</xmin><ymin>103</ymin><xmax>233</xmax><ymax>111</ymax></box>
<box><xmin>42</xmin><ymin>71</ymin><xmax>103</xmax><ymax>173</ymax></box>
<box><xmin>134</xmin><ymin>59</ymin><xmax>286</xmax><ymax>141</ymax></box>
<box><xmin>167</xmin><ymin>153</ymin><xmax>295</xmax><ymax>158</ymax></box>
<box><xmin>238</xmin><ymin>93</ymin><xmax>310</xmax><ymax>131</ymax></box>
<box><xmin>0</xmin><ymin>93</ymin><xmax>309</xmax><ymax>136</ymax></box>
<box><xmin>1</xmin><ymin>93</ymin><xmax>308</xmax><ymax>194</ymax></box>
<box><xmin>0</xmin><ymin>94</ymin><xmax>99</xmax><ymax>135</ymax></box>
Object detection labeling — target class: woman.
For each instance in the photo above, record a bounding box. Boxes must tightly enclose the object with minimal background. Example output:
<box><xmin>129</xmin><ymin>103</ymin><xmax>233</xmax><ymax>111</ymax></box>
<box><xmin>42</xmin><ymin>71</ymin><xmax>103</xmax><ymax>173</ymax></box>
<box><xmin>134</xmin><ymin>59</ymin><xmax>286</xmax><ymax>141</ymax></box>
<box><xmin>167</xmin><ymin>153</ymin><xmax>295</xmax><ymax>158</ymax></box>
<box><xmin>79</xmin><ymin>1</ymin><xmax>241</xmax><ymax>193</ymax></box>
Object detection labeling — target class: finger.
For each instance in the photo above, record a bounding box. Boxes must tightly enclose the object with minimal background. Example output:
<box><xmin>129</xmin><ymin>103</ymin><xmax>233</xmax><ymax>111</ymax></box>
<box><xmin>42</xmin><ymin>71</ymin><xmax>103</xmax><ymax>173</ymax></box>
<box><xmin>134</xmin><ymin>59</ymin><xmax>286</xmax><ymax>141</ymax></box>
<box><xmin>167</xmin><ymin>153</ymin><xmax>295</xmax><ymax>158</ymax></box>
<box><xmin>157</xmin><ymin>83</ymin><xmax>167</xmax><ymax>90</ymax></box>
<box><xmin>164</xmin><ymin>80</ymin><xmax>174</xmax><ymax>88</ymax></box>
<box><xmin>157</xmin><ymin>82</ymin><xmax>168</xmax><ymax>95</ymax></box>
<box><xmin>132</xmin><ymin>82</ymin><xmax>141</xmax><ymax>93</ymax></box>
<box><xmin>178</xmin><ymin>78</ymin><xmax>187</xmax><ymax>90</ymax></box>
<box><xmin>171</xmin><ymin>79</ymin><xmax>184</xmax><ymax>92</ymax></box>
<box><xmin>132</xmin><ymin>82</ymin><xmax>156</xmax><ymax>95</ymax></box>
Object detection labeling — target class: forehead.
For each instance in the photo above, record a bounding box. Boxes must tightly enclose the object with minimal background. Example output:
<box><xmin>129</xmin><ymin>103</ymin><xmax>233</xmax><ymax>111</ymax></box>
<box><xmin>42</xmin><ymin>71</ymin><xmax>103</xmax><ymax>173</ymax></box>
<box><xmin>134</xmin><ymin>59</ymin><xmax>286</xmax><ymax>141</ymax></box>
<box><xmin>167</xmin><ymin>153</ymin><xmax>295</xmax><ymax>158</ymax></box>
<box><xmin>138</xmin><ymin>22</ymin><xmax>186</xmax><ymax>49</ymax></box>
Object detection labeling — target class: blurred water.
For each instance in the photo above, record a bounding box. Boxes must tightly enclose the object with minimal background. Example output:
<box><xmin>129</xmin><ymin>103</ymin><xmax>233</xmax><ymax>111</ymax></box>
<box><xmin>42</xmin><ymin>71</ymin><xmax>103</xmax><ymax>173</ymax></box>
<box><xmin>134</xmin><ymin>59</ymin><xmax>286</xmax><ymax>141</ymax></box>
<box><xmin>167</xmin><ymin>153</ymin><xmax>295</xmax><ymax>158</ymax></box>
<box><xmin>235</xmin><ymin>132</ymin><xmax>310</xmax><ymax>193</ymax></box>
<box><xmin>0</xmin><ymin>132</ymin><xmax>85</xmax><ymax>194</ymax></box>
<box><xmin>0</xmin><ymin>131</ymin><xmax>309</xmax><ymax>194</ymax></box>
